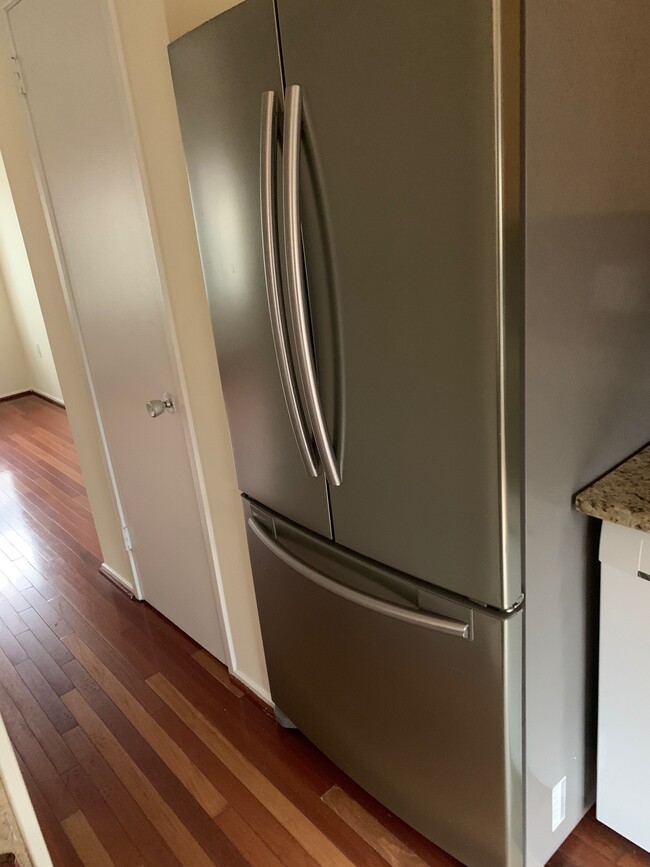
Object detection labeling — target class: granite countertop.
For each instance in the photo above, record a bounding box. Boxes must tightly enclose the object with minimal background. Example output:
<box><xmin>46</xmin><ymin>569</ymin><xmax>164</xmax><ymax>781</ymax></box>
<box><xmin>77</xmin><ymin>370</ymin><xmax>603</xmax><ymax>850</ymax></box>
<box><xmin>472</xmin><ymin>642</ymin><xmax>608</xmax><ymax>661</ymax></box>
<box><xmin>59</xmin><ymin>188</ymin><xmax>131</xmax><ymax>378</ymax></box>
<box><xmin>575</xmin><ymin>444</ymin><xmax>650</xmax><ymax>532</ymax></box>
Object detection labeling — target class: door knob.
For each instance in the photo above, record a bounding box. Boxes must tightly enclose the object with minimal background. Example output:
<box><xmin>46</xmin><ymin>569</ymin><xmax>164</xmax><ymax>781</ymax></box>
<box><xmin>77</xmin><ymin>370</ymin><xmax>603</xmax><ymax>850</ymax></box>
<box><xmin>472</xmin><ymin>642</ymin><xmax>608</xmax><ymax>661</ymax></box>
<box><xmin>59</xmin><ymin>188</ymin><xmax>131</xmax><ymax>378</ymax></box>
<box><xmin>146</xmin><ymin>393</ymin><xmax>175</xmax><ymax>418</ymax></box>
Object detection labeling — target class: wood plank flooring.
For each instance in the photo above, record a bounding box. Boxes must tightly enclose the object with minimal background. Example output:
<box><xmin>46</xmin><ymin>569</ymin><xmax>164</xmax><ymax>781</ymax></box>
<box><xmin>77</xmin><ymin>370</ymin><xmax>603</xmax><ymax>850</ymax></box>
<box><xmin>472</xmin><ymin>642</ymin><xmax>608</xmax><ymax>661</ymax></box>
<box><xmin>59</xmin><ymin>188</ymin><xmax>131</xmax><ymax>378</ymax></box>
<box><xmin>0</xmin><ymin>395</ymin><xmax>648</xmax><ymax>867</ymax></box>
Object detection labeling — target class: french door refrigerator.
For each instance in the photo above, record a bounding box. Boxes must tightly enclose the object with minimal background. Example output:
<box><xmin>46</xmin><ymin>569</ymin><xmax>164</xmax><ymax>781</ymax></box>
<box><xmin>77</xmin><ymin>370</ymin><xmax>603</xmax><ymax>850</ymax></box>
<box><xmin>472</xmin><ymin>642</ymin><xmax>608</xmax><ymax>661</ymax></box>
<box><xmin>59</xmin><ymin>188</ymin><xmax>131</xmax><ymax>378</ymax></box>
<box><xmin>169</xmin><ymin>2</ymin><xmax>650</xmax><ymax>865</ymax></box>
<box><xmin>169</xmin><ymin>2</ymin><xmax>521</xmax><ymax>865</ymax></box>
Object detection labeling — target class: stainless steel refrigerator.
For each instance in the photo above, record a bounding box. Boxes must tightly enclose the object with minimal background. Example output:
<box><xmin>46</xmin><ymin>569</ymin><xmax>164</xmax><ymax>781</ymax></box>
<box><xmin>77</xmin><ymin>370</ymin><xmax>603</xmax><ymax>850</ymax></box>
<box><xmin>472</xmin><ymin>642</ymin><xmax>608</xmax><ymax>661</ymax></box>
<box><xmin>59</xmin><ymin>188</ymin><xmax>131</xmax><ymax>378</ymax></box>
<box><xmin>168</xmin><ymin>2</ymin><xmax>650</xmax><ymax>865</ymax></box>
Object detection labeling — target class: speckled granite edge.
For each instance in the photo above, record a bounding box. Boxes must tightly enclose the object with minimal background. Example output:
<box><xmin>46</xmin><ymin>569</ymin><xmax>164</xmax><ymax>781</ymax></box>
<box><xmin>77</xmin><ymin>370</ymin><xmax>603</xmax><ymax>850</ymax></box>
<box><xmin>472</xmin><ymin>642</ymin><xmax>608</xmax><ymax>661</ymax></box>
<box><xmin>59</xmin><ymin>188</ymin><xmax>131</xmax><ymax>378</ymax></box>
<box><xmin>574</xmin><ymin>444</ymin><xmax>650</xmax><ymax>532</ymax></box>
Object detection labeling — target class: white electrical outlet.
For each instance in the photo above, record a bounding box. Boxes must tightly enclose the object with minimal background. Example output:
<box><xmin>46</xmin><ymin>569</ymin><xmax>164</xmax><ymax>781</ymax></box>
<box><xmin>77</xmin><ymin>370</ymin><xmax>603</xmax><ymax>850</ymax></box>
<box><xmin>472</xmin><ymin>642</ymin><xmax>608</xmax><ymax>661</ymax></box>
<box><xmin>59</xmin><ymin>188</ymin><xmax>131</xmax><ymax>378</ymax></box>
<box><xmin>551</xmin><ymin>776</ymin><xmax>567</xmax><ymax>831</ymax></box>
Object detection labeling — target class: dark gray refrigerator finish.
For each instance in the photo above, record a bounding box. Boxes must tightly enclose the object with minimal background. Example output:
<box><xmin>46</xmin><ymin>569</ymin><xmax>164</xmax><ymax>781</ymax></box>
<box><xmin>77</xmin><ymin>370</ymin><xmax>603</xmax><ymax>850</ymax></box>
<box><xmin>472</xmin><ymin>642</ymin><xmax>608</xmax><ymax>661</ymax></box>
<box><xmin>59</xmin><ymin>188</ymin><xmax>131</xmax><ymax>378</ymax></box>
<box><xmin>167</xmin><ymin>0</ymin><xmax>332</xmax><ymax>538</ymax></box>
<box><xmin>169</xmin><ymin>2</ymin><xmax>650</xmax><ymax>865</ymax></box>
<box><xmin>169</xmin><ymin>0</ymin><xmax>522</xmax><ymax>614</ymax></box>
<box><xmin>245</xmin><ymin>499</ymin><xmax>523</xmax><ymax>867</ymax></box>
<box><xmin>169</xmin><ymin>2</ymin><xmax>523</xmax><ymax>865</ymax></box>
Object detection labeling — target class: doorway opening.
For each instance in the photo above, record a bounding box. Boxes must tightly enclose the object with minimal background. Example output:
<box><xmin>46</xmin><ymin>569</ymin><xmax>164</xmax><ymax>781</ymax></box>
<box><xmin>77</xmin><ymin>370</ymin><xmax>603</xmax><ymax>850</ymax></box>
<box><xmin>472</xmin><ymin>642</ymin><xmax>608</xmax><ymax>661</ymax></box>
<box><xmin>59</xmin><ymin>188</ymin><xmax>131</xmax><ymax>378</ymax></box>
<box><xmin>0</xmin><ymin>146</ymin><xmax>110</xmax><ymax>592</ymax></box>
<box><xmin>0</xmin><ymin>152</ymin><xmax>63</xmax><ymax>408</ymax></box>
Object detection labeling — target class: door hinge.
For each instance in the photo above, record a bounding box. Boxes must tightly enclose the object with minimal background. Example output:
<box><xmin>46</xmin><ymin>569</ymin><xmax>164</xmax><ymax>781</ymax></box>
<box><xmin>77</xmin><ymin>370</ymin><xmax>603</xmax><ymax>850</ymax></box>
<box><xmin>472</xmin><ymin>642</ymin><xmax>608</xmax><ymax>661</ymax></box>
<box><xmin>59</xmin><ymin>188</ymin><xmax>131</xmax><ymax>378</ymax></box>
<box><xmin>551</xmin><ymin>776</ymin><xmax>567</xmax><ymax>831</ymax></box>
<box><xmin>121</xmin><ymin>525</ymin><xmax>133</xmax><ymax>551</ymax></box>
<box><xmin>10</xmin><ymin>56</ymin><xmax>26</xmax><ymax>95</ymax></box>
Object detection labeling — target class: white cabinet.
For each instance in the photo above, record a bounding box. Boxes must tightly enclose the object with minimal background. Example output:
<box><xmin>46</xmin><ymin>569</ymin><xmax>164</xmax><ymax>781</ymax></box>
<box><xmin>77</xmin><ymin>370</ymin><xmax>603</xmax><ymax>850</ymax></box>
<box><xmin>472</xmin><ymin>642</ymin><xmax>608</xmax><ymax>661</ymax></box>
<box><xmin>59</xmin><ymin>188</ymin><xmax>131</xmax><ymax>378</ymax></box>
<box><xmin>597</xmin><ymin>521</ymin><xmax>650</xmax><ymax>852</ymax></box>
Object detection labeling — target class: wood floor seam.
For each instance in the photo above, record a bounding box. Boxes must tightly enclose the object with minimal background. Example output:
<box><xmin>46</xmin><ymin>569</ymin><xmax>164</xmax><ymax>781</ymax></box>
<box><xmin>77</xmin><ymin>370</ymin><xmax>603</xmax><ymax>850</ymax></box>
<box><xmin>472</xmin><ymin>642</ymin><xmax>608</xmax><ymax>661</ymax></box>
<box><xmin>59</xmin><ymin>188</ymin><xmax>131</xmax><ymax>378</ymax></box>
<box><xmin>62</xmin><ymin>632</ymin><xmax>228</xmax><ymax>818</ymax></box>
<box><xmin>62</xmin><ymin>689</ymin><xmax>218</xmax><ymax>867</ymax></box>
<box><xmin>148</xmin><ymin>672</ymin><xmax>358</xmax><ymax>867</ymax></box>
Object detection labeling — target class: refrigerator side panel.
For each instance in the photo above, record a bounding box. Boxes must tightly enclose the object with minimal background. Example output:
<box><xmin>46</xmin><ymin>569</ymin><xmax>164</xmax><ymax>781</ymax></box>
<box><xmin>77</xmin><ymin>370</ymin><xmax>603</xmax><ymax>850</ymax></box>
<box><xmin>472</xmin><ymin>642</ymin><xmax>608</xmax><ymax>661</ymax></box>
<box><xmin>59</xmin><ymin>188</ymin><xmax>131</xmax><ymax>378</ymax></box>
<box><xmin>168</xmin><ymin>0</ymin><xmax>331</xmax><ymax>536</ymax></box>
<box><xmin>275</xmin><ymin>0</ymin><xmax>522</xmax><ymax>609</ymax></box>
<box><xmin>525</xmin><ymin>2</ymin><xmax>650</xmax><ymax>863</ymax></box>
<box><xmin>245</xmin><ymin>500</ymin><xmax>524</xmax><ymax>867</ymax></box>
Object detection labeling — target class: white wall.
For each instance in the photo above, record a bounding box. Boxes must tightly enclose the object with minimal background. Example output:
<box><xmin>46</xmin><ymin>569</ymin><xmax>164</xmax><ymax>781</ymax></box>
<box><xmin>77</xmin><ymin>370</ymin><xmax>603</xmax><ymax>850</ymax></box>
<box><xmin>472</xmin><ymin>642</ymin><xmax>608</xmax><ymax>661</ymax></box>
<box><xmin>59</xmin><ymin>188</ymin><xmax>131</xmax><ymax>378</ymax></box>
<box><xmin>0</xmin><ymin>152</ymin><xmax>62</xmax><ymax>403</ymax></box>
<box><xmin>0</xmin><ymin>269</ymin><xmax>31</xmax><ymax>398</ymax></box>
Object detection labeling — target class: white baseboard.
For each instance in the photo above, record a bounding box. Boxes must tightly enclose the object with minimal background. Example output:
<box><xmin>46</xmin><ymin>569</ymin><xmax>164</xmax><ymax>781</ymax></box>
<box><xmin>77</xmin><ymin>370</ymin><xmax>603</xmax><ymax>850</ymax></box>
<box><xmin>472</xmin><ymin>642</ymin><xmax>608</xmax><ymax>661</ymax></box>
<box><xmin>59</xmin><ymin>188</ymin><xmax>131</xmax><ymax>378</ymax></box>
<box><xmin>0</xmin><ymin>388</ymin><xmax>65</xmax><ymax>407</ymax></box>
<box><xmin>231</xmin><ymin>667</ymin><xmax>273</xmax><ymax>707</ymax></box>
<box><xmin>97</xmin><ymin>565</ymin><xmax>271</xmax><ymax>705</ymax></box>
<box><xmin>0</xmin><ymin>388</ymin><xmax>32</xmax><ymax>401</ymax></box>
<box><xmin>33</xmin><ymin>389</ymin><xmax>65</xmax><ymax>407</ymax></box>
<box><xmin>99</xmin><ymin>562</ymin><xmax>137</xmax><ymax>598</ymax></box>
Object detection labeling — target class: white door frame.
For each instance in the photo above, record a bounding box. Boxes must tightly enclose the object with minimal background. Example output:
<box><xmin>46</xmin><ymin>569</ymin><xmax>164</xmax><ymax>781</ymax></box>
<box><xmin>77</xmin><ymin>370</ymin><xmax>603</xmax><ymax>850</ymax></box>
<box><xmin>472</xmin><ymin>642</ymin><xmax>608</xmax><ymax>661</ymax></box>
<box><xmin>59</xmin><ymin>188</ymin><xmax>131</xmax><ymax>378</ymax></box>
<box><xmin>0</xmin><ymin>0</ymin><xmax>235</xmax><ymax>669</ymax></box>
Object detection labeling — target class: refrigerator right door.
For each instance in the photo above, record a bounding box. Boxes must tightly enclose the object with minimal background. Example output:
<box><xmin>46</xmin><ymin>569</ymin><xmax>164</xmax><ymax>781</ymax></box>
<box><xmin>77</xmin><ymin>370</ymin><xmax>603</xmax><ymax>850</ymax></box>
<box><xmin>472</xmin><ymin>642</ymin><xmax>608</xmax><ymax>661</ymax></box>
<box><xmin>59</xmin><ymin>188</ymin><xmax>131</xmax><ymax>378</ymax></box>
<box><xmin>275</xmin><ymin>0</ymin><xmax>521</xmax><ymax>609</ymax></box>
<box><xmin>245</xmin><ymin>500</ymin><xmax>523</xmax><ymax>867</ymax></box>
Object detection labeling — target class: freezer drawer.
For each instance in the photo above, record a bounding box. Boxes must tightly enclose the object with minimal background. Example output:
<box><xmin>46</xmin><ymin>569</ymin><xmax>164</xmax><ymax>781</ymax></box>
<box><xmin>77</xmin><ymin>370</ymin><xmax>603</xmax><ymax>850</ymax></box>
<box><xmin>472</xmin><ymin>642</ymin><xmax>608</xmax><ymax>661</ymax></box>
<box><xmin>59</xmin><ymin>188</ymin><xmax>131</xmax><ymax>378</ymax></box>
<box><xmin>245</xmin><ymin>501</ymin><xmax>523</xmax><ymax>867</ymax></box>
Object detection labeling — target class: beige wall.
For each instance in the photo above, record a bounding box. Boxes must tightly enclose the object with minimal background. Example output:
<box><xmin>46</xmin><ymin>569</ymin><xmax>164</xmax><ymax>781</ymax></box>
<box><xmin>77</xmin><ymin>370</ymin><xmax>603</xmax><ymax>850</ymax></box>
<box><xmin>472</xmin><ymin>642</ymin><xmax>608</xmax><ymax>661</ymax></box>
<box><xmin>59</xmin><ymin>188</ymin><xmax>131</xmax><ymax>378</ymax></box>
<box><xmin>528</xmin><ymin>3</ymin><xmax>650</xmax><ymax>219</ymax></box>
<box><xmin>0</xmin><ymin>15</ymin><xmax>134</xmax><ymax>588</ymax></box>
<box><xmin>0</xmin><ymin>153</ymin><xmax>62</xmax><ymax>403</ymax></box>
<box><xmin>164</xmin><ymin>0</ymin><xmax>242</xmax><ymax>43</ymax></box>
<box><xmin>0</xmin><ymin>269</ymin><xmax>31</xmax><ymax>398</ymax></box>
<box><xmin>112</xmin><ymin>0</ymin><xmax>268</xmax><ymax>697</ymax></box>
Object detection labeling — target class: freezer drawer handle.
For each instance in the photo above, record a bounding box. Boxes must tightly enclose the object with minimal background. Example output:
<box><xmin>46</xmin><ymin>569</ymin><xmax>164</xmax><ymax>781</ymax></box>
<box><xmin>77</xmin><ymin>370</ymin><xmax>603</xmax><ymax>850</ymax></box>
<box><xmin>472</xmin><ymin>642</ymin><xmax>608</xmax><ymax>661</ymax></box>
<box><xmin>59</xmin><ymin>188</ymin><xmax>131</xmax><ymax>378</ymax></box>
<box><xmin>249</xmin><ymin>517</ymin><xmax>471</xmax><ymax>638</ymax></box>
<box><xmin>282</xmin><ymin>84</ymin><xmax>342</xmax><ymax>486</ymax></box>
<box><xmin>260</xmin><ymin>91</ymin><xmax>319</xmax><ymax>478</ymax></box>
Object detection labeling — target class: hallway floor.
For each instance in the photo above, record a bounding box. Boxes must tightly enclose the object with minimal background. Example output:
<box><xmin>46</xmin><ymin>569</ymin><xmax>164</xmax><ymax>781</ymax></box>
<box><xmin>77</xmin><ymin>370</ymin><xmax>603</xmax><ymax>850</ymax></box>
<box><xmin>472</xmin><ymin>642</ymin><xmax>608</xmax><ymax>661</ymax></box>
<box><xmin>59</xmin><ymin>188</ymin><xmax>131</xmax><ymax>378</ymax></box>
<box><xmin>0</xmin><ymin>395</ymin><xmax>647</xmax><ymax>867</ymax></box>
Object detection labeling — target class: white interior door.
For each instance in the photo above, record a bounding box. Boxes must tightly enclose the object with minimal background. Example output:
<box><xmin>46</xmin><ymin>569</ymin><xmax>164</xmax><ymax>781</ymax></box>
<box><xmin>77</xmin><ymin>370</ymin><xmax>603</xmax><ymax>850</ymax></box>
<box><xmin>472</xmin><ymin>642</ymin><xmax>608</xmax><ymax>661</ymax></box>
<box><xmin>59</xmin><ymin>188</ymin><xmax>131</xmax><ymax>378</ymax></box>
<box><xmin>6</xmin><ymin>0</ymin><xmax>228</xmax><ymax>662</ymax></box>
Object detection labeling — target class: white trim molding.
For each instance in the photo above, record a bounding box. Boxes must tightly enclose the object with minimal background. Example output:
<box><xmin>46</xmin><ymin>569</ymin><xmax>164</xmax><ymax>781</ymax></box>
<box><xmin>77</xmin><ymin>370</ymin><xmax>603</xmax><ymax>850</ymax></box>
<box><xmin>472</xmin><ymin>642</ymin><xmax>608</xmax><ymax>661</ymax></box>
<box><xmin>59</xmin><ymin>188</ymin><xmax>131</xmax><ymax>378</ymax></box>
<box><xmin>231</xmin><ymin>667</ymin><xmax>273</xmax><ymax>707</ymax></box>
<box><xmin>33</xmin><ymin>388</ymin><xmax>64</xmax><ymax>406</ymax></box>
<box><xmin>0</xmin><ymin>387</ymin><xmax>64</xmax><ymax>406</ymax></box>
<box><xmin>99</xmin><ymin>562</ymin><xmax>136</xmax><ymax>597</ymax></box>
<box><xmin>0</xmin><ymin>387</ymin><xmax>31</xmax><ymax>400</ymax></box>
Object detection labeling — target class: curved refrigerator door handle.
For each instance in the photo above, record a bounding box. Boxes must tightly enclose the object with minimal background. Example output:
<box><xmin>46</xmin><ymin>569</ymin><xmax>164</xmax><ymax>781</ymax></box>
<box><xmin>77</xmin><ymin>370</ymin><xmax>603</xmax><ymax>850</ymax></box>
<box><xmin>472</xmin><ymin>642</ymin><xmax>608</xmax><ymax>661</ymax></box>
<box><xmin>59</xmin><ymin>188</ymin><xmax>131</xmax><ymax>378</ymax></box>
<box><xmin>282</xmin><ymin>84</ymin><xmax>342</xmax><ymax>486</ymax></box>
<box><xmin>260</xmin><ymin>91</ymin><xmax>319</xmax><ymax>477</ymax></box>
<box><xmin>249</xmin><ymin>517</ymin><xmax>471</xmax><ymax>638</ymax></box>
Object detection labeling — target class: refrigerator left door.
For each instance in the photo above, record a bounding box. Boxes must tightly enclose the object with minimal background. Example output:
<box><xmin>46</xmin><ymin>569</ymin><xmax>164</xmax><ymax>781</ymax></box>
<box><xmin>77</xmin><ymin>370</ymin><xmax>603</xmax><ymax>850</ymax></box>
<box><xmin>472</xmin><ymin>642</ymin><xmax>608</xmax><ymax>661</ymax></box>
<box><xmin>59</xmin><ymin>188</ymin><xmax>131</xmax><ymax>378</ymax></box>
<box><xmin>169</xmin><ymin>0</ymin><xmax>332</xmax><ymax>536</ymax></box>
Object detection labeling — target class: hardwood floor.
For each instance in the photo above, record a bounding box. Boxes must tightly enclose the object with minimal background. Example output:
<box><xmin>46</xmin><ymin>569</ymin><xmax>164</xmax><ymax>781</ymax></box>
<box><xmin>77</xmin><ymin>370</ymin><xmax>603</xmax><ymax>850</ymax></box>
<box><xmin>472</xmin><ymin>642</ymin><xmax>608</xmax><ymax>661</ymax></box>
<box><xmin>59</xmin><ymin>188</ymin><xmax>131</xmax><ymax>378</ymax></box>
<box><xmin>0</xmin><ymin>395</ymin><xmax>647</xmax><ymax>867</ymax></box>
